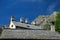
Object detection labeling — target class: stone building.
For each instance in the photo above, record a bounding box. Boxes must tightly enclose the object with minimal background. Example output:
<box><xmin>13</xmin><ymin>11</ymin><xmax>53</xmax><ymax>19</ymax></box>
<box><xmin>9</xmin><ymin>16</ymin><xmax>43</xmax><ymax>29</ymax></box>
<box><xmin>0</xmin><ymin>11</ymin><xmax>60</xmax><ymax>39</ymax></box>
<box><xmin>2</xmin><ymin>11</ymin><xmax>57</xmax><ymax>32</ymax></box>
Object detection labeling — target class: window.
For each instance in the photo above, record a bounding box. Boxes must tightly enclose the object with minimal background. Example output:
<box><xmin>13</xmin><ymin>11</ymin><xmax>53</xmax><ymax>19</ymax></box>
<box><xmin>27</xmin><ymin>25</ymin><xmax>30</xmax><ymax>27</ymax></box>
<box><xmin>51</xmin><ymin>21</ymin><xmax>55</xmax><ymax>25</ymax></box>
<box><xmin>11</xmin><ymin>25</ymin><xmax>13</xmax><ymax>27</ymax></box>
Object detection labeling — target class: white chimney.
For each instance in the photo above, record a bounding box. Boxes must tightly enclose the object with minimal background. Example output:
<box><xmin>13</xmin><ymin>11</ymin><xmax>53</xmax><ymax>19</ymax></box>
<box><xmin>20</xmin><ymin>17</ymin><xmax>24</xmax><ymax>23</ymax></box>
<box><xmin>32</xmin><ymin>21</ymin><xmax>36</xmax><ymax>25</ymax></box>
<box><xmin>25</xmin><ymin>18</ymin><xmax>28</xmax><ymax>24</ymax></box>
<box><xmin>51</xmin><ymin>25</ymin><xmax>55</xmax><ymax>32</ymax></box>
<box><xmin>11</xmin><ymin>16</ymin><xmax>14</xmax><ymax>21</ymax></box>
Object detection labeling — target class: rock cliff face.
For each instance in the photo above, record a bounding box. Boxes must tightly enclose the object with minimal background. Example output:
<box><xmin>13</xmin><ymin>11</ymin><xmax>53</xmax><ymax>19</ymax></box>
<box><xmin>31</xmin><ymin>11</ymin><xmax>57</xmax><ymax>30</ymax></box>
<box><xmin>0</xmin><ymin>29</ymin><xmax>60</xmax><ymax>39</ymax></box>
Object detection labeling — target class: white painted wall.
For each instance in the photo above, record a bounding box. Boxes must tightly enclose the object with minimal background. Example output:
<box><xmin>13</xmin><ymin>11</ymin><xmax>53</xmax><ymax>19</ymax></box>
<box><xmin>9</xmin><ymin>21</ymin><xmax>16</xmax><ymax>29</ymax></box>
<box><xmin>51</xmin><ymin>25</ymin><xmax>55</xmax><ymax>32</ymax></box>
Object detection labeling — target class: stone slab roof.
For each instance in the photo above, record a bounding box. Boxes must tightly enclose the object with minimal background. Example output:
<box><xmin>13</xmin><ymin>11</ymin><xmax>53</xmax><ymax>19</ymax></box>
<box><xmin>0</xmin><ymin>29</ymin><xmax>60</xmax><ymax>39</ymax></box>
<box><xmin>12</xmin><ymin>21</ymin><xmax>43</xmax><ymax>29</ymax></box>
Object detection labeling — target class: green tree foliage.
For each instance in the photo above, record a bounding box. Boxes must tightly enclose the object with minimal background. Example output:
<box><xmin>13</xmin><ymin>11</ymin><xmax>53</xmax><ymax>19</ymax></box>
<box><xmin>55</xmin><ymin>11</ymin><xmax>60</xmax><ymax>33</ymax></box>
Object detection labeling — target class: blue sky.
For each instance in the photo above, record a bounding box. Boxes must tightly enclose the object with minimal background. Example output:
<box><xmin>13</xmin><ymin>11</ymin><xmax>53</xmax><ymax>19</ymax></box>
<box><xmin>0</xmin><ymin>0</ymin><xmax>60</xmax><ymax>26</ymax></box>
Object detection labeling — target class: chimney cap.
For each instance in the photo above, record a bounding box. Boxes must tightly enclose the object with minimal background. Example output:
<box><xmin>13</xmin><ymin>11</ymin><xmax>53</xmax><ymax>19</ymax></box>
<box><xmin>20</xmin><ymin>17</ymin><xmax>24</xmax><ymax>23</ymax></box>
<box><xmin>11</xmin><ymin>16</ymin><xmax>14</xmax><ymax>21</ymax></box>
<box><xmin>11</xmin><ymin>16</ymin><xmax>14</xmax><ymax>18</ymax></box>
<box><xmin>25</xmin><ymin>18</ymin><xmax>29</xmax><ymax>24</ymax></box>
